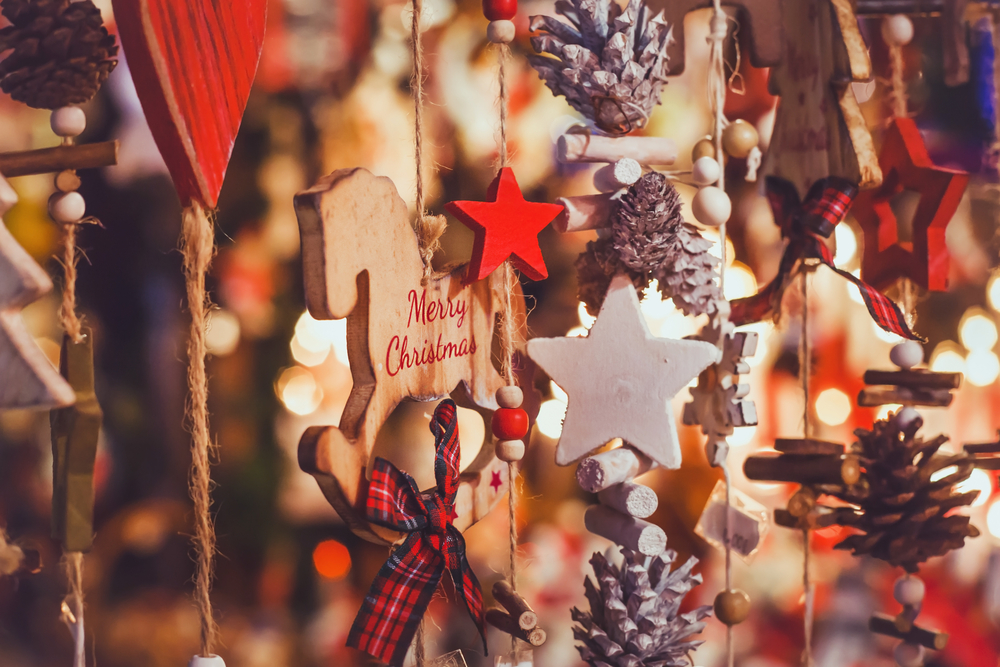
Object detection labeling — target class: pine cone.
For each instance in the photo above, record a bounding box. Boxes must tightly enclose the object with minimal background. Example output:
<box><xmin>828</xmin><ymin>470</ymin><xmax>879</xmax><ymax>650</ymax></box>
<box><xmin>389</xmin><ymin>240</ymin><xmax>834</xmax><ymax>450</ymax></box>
<box><xmin>528</xmin><ymin>0</ymin><xmax>671</xmax><ymax>135</ymax></box>
<box><xmin>829</xmin><ymin>410</ymin><xmax>980</xmax><ymax>573</ymax></box>
<box><xmin>573</xmin><ymin>547</ymin><xmax>711</xmax><ymax>667</ymax></box>
<box><xmin>0</xmin><ymin>0</ymin><xmax>118</xmax><ymax>109</ymax></box>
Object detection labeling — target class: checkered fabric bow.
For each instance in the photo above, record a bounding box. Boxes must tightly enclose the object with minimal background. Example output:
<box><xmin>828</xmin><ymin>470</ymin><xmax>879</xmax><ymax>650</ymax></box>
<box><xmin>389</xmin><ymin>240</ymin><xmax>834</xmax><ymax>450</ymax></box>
<box><xmin>347</xmin><ymin>399</ymin><xmax>486</xmax><ymax>666</ymax></box>
<box><xmin>731</xmin><ymin>176</ymin><xmax>921</xmax><ymax>341</ymax></box>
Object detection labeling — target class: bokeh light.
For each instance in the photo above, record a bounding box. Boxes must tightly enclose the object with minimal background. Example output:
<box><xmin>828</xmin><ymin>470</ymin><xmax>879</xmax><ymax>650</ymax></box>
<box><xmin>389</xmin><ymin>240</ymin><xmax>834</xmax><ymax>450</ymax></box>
<box><xmin>293</xmin><ymin>311</ymin><xmax>349</xmax><ymax>366</ymax></box>
<box><xmin>964</xmin><ymin>350</ymin><xmax>1000</xmax><ymax>386</ymax></box>
<box><xmin>956</xmin><ymin>468</ymin><xmax>993</xmax><ymax>508</ymax></box>
<box><xmin>723</xmin><ymin>262</ymin><xmax>757</xmax><ymax>301</ymax></box>
<box><xmin>815</xmin><ymin>388</ymin><xmax>851</xmax><ymax>426</ymax></box>
<box><xmin>987</xmin><ymin>498</ymin><xmax>1000</xmax><ymax>539</ymax></box>
<box><xmin>989</xmin><ymin>272</ymin><xmax>1000</xmax><ymax>313</ymax></box>
<box><xmin>833</xmin><ymin>224</ymin><xmax>858</xmax><ymax>267</ymax></box>
<box><xmin>276</xmin><ymin>367</ymin><xmax>323</xmax><ymax>415</ymax></box>
<box><xmin>930</xmin><ymin>342</ymin><xmax>965</xmax><ymax>374</ymax></box>
<box><xmin>312</xmin><ymin>540</ymin><xmax>351</xmax><ymax>580</ymax></box>
<box><xmin>206</xmin><ymin>309</ymin><xmax>241</xmax><ymax>356</ymax></box>
<box><xmin>959</xmin><ymin>309</ymin><xmax>998</xmax><ymax>352</ymax></box>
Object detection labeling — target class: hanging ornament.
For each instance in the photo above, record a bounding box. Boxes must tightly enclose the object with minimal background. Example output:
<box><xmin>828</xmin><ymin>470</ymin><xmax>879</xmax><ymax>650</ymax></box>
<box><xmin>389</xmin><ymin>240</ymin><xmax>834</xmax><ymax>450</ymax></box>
<box><xmin>851</xmin><ymin>117</ymin><xmax>970</xmax><ymax>292</ymax></box>
<box><xmin>347</xmin><ymin>400</ymin><xmax>486</xmax><ymax>667</ymax></box>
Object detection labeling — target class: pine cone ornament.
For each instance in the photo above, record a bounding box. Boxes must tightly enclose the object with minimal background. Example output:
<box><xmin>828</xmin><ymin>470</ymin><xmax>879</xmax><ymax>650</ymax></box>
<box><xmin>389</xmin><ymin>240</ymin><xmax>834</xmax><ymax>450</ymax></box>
<box><xmin>573</xmin><ymin>547</ymin><xmax>712</xmax><ymax>667</ymax></box>
<box><xmin>0</xmin><ymin>0</ymin><xmax>118</xmax><ymax>109</ymax></box>
<box><xmin>829</xmin><ymin>409</ymin><xmax>980</xmax><ymax>573</ymax></box>
<box><xmin>528</xmin><ymin>0</ymin><xmax>671</xmax><ymax>135</ymax></box>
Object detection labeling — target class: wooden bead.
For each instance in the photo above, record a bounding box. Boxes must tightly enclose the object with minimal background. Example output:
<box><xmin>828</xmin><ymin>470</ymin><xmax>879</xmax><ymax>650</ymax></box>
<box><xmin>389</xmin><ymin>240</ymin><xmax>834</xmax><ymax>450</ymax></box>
<box><xmin>51</xmin><ymin>107</ymin><xmax>86</xmax><ymax>138</ymax></box>
<box><xmin>691</xmin><ymin>156</ymin><xmax>720</xmax><ymax>186</ymax></box>
<box><xmin>189</xmin><ymin>656</ymin><xmax>226</xmax><ymax>667</ymax></box>
<box><xmin>714</xmin><ymin>589</ymin><xmax>751</xmax><ymax>625</ymax></box>
<box><xmin>894</xmin><ymin>406</ymin><xmax>921</xmax><ymax>430</ymax></box>
<box><xmin>722</xmin><ymin>120</ymin><xmax>758</xmax><ymax>159</ymax></box>
<box><xmin>495</xmin><ymin>439</ymin><xmax>525</xmax><ymax>462</ymax></box>
<box><xmin>882</xmin><ymin>15</ymin><xmax>914</xmax><ymax>47</ymax></box>
<box><xmin>487</xmin><ymin>19</ymin><xmax>515</xmax><ymax>43</ymax></box>
<box><xmin>890</xmin><ymin>341</ymin><xmax>924</xmax><ymax>370</ymax></box>
<box><xmin>691</xmin><ymin>186</ymin><xmax>731</xmax><ymax>227</ymax></box>
<box><xmin>894</xmin><ymin>643</ymin><xmax>924</xmax><ymax>667</ymax></box>
<box><xmin>893</xmin><ymin>575</ymin><xmax>925</xmax><ymax>606</ymax></box>
<box><xmin>692</xmin><ymin>136</ymin><xmax>716</xmax><ymax>161</ymax></box>
<box><xmin>49</xmin><ymin>191</ymin><xmax>85</xmax><ymax>223</ymax></box>
<box><xmin>496</xmin><ymin>385</ymin><xmax>523</xmax><ymax>408</ymax></box>
<box><xmin>55</xmin><ymin>170</ymin><xmax>81</xmax><ymax>193</ymax></box>
<box><xmin>492</xmin><ymin>407</ymin><xmax>528</xmax><ymax>439</ymax></box>
<box><xmin>483</xmin><ymin>0</ymin><xmax>516</xmax><ymax>21</ymax></box>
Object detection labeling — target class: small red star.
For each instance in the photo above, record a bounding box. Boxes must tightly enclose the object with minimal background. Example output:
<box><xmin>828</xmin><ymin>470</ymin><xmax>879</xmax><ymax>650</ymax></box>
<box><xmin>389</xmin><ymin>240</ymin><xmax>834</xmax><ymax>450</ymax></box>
<box><xmin>851</xmin><ymin>118</ymin><xmax>969</xmax><ymax>292</ymax></box>
<box><xmin>490</xmin><ymin>470</ymin><xmax>503</xmax><ymax>492</ymax></box>
<box><xmin>447</xmin><ymin>506</ymin><xmax>458</xmax><ymax>522</ymax></box>
<box><xmin>445</xmin><ymin>168</ymin><xmax>564</xmax><ymax>284</ymax></box>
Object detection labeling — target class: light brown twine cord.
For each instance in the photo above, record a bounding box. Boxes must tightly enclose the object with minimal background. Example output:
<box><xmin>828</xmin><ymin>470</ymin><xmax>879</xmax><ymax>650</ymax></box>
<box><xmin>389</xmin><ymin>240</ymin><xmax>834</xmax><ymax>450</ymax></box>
<box><xmin>800</xmin><ymin>270</ymin><xmax>814</xmax><ymax>667</ymax></box>
<box><xmin>58</xmin><ymin>218</ymin><xmax>84</xmax><ymax>343</ymax></box>
<box><xmin>898</xmin><ymin>277</ymin><xmax>918</xmax><ymax>329</ymax></box>
<box><xmin>888</xmin><ymin>42</ymin><xmax>908</xmax><ymax>119</ymax></box>
<box><xmin>415</xmin><ymin>619</ymin><xmax>426</xmax><ymax>667</ymax></box>
<box><xmin>497</xmin><ymin>44</ymin><xmax>511</xmax><ymax>169</ymax></box>
<box><xmin>802</xmin><ymin>529</ymin><xmax>813</xmax><ymax>667</ymax></box>
<box><xmin>60</xmin><ymin>552</ymin><xmax>85</xmax><ymax>667</ymax></box>
<box><xmin>181</xmin><ymin>201</ymin><xmax>219</xmax><ymax>656</ymax></box>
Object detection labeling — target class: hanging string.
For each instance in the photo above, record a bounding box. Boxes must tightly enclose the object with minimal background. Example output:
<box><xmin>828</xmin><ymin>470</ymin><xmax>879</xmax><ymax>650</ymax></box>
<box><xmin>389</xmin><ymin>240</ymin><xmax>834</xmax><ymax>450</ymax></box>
<box><xmin>58</xmin><ymin>220</ymin><xmax>84</xmax><ymax>344</ymax></box>
<box><xmin>802</xmin><ymin>529</ymin><xmax>813</xmax><ymax>667</ymax></box>
<box><xmin>60</xmin><ymin>552</ymin><xmax>85</xmax><ymax>667</ymax></box>
<box><xmin>887</xmin><ymin>40</ymin><xmax>908</xmax><ymax>119</ymax></box>
<box><xmin>799</xmin><ymin>269</ymin><xmax>814</xmax><ymax>667</ymax></box>
<box><xmin>415</xmin><ymin>619</ymin><xmax>426</xmax><ymax>667</ymax></box>
<box><xmin>898</xmin><ymin>277</ymin><xmax>918</xmax><ymax>329</ymax></box>
<box><xmin>181</xmin><ymin>201</ymin><xmax>219</xmax><ymax>656</ymax></box>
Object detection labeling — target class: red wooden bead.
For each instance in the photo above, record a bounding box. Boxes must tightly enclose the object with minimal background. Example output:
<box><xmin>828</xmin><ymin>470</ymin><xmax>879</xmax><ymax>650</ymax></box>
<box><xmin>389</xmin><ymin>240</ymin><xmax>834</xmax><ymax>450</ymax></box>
<box><xmin>483</xmin><ymin>0</ymin><xmax>517</xmax><ymax>22</ymax></box>
<box><xmin>492</xmin><ymin>408</ymin><xmax>528</xmax><ymax>440</ymax></box>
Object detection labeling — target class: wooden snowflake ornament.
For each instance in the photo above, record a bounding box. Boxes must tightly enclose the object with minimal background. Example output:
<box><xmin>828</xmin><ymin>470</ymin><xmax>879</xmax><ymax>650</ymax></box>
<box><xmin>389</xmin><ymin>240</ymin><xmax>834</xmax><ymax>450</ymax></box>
<box><xmin>0</xmin><ymin>174</ymin><xmax>74</xmax><ymax>409</ymax></box>
<box><xmin>446</xmin><ymin>168</ymin><xmax>564</xmax><ymax>283</ymax></box>
<box><xmin>527</xmin><ymin>275</ymin><xmax>719</xmax><ymax>468</ymax></box>
<box><xmin>296</xmin><ymin>168</ymin><xmax>522</xmax><ymax>543</ymax></box>
<box><xmin>851</xmin><ymin>118</ymin><xmax>970</xmax><ymax>292</ymax></box>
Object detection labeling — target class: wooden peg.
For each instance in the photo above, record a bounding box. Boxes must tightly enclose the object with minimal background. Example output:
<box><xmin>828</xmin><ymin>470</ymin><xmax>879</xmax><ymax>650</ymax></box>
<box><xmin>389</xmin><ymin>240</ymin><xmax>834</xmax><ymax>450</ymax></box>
<box><xmin>486</xmin><ymin>609</ymin><xmax>546</xmax><ymax>646</ymax></box>
<box><xmin>0</xmin><ymin>142</ymin><xmax>118</xmax><ymax>178</ymax></box>
<box><xmin>552</xmin><ymin>193</ymin><xmax>615</xmax><ymax>233</ymax></box>
<box><xmin>51</xmin><ymin>330</ymin><xmax>103</xmax><ymax>552</ymax></box>
<box><xmin>584</xmin><ymin>505</ymin><xmax>666</xmax><ymax>556</ymax></box>
<box><xmin>492</xmin><ymin>580</ymin><xmax>538</xmax><ymax>630</ymax></box>
<box><xmin>557</xmin><ymin>134</ymin><xmax>677</xmax><ymax>166</ymax></box>
<box><xmin>774</xmin><ymin>438</ymin><xmax>845</xmax><ymax>455</ymax></box>
<box><xmin>863</xmin><ymin>369</ymin><xmax>962</xmax><ymax>390</ymax></box>
<box><xmin>965</xmin><ymin>439</ymin><xmax>1000</xmax><ymax>454</ymax></box>
<box><xmin>576</xmin><ymin>444</ymin><xmax>656</xmax><ymax>493</ymax></box>
<box><xmin>869</xmin><ymin>613</ymin><xmax>948</xmax><ymax>650</ymax></box>
<box><xmin>857</xmin><ymin>386</ymin><xmax>953</xmax><ymax>407</ymax></box>
<box><xmin>597</xmin><ymin>481</ymin><xmax>658</xmax><ymax>519</ymax></box>
<box><xmin>895</xmin><ymin>604</ymin><xmax>921</xmax><ymax>633</ymax></box>
<box><xmin>744</xmin><ymin>452</ymin><xmax>860</xmax><ymax>486</ymax></box>
<box><xmin>774</xmin><ymin>506</ymin><xmax>853</xmax><ymax>530</ymax></box>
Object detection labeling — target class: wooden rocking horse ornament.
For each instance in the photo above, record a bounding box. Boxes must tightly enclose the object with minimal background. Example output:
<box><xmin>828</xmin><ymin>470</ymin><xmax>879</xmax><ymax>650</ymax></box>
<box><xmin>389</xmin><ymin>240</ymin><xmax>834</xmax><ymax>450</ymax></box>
<box><xmin>295</xmin><ymin>168</ymin><xmax>522</xmax><ymax>544</ymax></box>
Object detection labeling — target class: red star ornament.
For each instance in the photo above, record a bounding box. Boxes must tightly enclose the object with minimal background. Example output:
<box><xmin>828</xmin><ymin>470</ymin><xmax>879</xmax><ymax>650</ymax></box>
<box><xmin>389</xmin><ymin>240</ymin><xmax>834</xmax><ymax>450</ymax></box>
<box><xmin>851</xmin><ymin>118</ymin><xmax>969</xmax><ymax>292</ymax></box>
<box><xmin>446</xmin><ymin>168</ymin><xmax>564</xmax><ymax>283</ymax></box>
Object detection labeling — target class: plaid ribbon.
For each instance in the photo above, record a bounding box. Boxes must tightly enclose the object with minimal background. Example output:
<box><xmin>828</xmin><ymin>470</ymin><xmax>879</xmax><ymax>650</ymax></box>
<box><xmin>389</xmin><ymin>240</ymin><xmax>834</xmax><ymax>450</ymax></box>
<box><xmin>731</xmin><ymin>176</ymin><xmax>921</xmax><ymax>341</ymax></box>
<box><xmin>347</xmin><ymin>399</ymin><xmax>486</xmax><ymax>666</ymax></box>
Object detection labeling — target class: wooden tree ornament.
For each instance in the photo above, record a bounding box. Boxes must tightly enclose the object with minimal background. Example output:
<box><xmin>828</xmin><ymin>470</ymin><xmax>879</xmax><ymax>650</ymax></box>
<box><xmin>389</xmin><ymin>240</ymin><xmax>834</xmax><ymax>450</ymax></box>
<box><xmin>111</xmin><ymin>1</ymin><xmax>266</xmax><ymax>661</ymax></box>
<box><xmin>649</xmin><ymin>0</ymin><xmax>783</xmax><ymax>76</ymax></box>
<box><xmin>764</xmin><ymin>0</ymin><xmax>883</xmax><ymax>196</ymax></box>
<box><xmin>295</xmin><ymin>168</ymin><xmax>524</xmax><ymax>544</ymax></box>
<box><xmin>0</xmin><ymin>174</ymin><xmax>75</xmax><ymax>409</ymax></box>
<box><xmin>851</xmin><ymin>117</ymin><xmax>970</xmax><ymax>292</ymax></box>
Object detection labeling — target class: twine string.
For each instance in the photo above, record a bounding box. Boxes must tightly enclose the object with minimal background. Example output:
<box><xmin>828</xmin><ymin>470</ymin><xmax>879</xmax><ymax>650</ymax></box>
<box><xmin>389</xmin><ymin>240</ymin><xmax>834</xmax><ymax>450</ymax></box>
<box><xmin>181</xmin><ymin>202</ymin><xmax>219</xmax><ymax>656</ymax></box>
<box><xmin>60</xmin><ymin>552</ymin><xmax>85</xmax><ymax>667</ymax></box>
<box><xmin>898</xmin><ymin>277</ymin><xmax>917</xmax><ymax>329</ymax></box>
<box><xmin>58</xmin><ymin>217</ymin><xmax>84</xmax><ymax>343</ymax></box>
<box><xmin>888</xmin><ymin>40</ymin><xmax>908</xmax><ymax>119</ymax></box>
<box><xmin>800</xmin><ymin>270</ymin><xmax>814</xmax><ymax>667</ymax></box>
<box><xmin>415</xmin><ymin>619</ymin><xmax>426</xmax><ymax>667</ymax></box>
<box><xmin>803</xmin><ymin>529</ymin><xmax>813</xmax><ymax>667</ymax></box>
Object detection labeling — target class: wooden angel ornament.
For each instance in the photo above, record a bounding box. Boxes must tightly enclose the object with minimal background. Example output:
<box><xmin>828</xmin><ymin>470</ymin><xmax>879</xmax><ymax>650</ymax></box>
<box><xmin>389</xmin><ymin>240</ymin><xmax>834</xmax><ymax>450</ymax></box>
<box><xmin>295</xmin><ymin>168</ymin><xmax>524</xmax><ymax>544</ymax></box>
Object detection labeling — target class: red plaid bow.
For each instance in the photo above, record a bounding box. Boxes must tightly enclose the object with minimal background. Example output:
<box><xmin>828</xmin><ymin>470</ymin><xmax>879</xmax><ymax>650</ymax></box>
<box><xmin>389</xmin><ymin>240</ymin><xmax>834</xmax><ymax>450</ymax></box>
<box><xmin>731</xmin><ymin>176</ymin><xmax>921</xmax><ymax>341</ymax></box>
<box><xmin>347</xmin><ymin>399</ymin><xmax>486</xmax><ymax>666</ymax></box>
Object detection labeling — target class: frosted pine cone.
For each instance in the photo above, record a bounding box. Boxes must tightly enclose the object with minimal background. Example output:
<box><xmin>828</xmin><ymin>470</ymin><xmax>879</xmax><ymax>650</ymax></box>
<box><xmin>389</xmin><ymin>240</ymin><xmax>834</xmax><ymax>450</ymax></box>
<box><xmin>528</xmin><ymin>0</ymin><xmax>671</xmax><ymax>135</ymax></box>
<box><xmin>573</xmin><ymin>547</ymin><xmax>711</xmax><ymax>667</ymax></box>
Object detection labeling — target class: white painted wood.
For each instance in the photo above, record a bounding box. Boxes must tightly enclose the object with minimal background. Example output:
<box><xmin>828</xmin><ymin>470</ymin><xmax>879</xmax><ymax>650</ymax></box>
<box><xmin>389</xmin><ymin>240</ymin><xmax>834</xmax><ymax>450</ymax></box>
<box><xmin>0</xmin><ymin>174</ymin><xmax>75</xmax><ymax>409</ymax></box>
<box><xmin>597</xmin><ymin>480</ymin><xmax>658</xmax><ymax>519</ymax></box>
<box><xmin>558</xmin><ymin>134</ymin><xmax>677</xmax><ymax>165</ymax></box>
<box><xmin>593</xmin><ymin>159</ymin><xmax>642</xmax><ymax>192</ymax></box>
<box><xmin>527</xmin><ymin>275</ymin><xmax>719</xmax><ymax>468</ymax></box>
<box><xmin>552</xmin><ymin>193</ymin><xmax>614</xmax><ymax>233</ymax></box>
<box><xmin>576</xmin><ymin>444</ymin><xmax>655</xmax><ymax>493</ymax></box>
<box><xmin>584</xmin><ymin>504</ymin><xmax>666</xmax><ymax>556</ymax></box>
<box><xmin>189</xmin><ymin>656</ymin><xmax>226</xmax><ymax>667</ymax></box>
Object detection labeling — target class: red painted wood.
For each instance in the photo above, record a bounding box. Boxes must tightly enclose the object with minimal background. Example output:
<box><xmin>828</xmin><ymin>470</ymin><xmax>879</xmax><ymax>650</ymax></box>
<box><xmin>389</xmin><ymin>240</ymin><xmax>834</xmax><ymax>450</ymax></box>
<box><xmin>445</xmin><ymin>168</ymin><xmax>563</xmax><ymax>284</ymax></box>
<box><xmin>492</xmin><ymin>407</ymin><xmax>529</xmax><ymax>440</ymax></box>
<box><xmin>483</xmin><ymin>0</ymin><xmax>517</xmax><ymax>21</ymax></box>
<box><xmin>851</xmin><ymin>118</ymin><xmax>969</xmax><ymax>292</ymax></box>
<box><xmin>112</xmin><ymin>0</ymin><xmax>266</xmax><ymax>208</ymax></box>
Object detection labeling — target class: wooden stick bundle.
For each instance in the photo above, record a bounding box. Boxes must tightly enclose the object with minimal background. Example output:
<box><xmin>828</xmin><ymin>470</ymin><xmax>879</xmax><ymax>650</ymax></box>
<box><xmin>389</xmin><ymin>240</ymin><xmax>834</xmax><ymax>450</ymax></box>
<box><xmin>486</xmin><ymin>609</ymin><xmax>546</xmax><ymax>646</ymax></box>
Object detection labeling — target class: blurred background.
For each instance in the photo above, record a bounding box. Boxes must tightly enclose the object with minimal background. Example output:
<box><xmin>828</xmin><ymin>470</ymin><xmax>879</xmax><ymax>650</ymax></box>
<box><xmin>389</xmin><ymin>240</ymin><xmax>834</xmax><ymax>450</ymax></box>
<box><xmin>2</xmin><ymin>1</ymin><xmax>1000</xmax><ymax>666</ymax></box>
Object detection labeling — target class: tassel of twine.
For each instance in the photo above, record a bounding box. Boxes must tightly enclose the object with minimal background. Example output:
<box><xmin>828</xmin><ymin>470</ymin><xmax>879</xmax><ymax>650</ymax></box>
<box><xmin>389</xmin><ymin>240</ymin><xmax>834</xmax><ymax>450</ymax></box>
<box><xmin>60</xmin><ymin>552</ymin><xmax>86</xmax><ymax>667</ymax></box>
<box><xmin>181</xmin><ymin>201</ymin><xmax>219</xmax><ymax>656</ymax></box>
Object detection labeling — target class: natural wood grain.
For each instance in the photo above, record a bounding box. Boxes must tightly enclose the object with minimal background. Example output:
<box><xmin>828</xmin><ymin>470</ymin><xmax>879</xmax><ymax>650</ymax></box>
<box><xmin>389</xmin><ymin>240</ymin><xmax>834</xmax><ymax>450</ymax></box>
<box><xmin>0</xmin><ymin>142</ymin><xmax>118</xmax><ymax>178</ymax></box>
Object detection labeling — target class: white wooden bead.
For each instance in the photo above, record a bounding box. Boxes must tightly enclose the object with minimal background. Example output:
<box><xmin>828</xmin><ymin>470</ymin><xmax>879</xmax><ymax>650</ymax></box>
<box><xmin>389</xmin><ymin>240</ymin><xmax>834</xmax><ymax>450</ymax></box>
<box><xmin>50</xmin><ymin>107</ymin><xmax>86</xmax><ymax>138</ymax></box>
<box><xmin>893</xmin><ymin>574</ymin><xmax>926</xmax><ymax>606</ymax></box>
<box><xmin>496</xmin><ymin>439</ymin><xmax>525</xmax><ymax>462</ymax></box>
<box><xmin>894</xmin><ymin>406</ymin><xmax>921</xmax><ymax>430</ymax></box>
<box><xmin>487</xmin><ymin>20</ymin><xmax>515</xmax><ymax>44</ymax></box>
<box><xmin>882</xmin><ymin>15</ymin><xmax>914</xmax><ymax>47</ymax></box>
<box><xmin>893</xmin><ymin>643</ymin><xmax>924</xmax><ymax>667</ymax></box>
<box><xmin>890</xmin><ymin>341</ymin><xmax>923</xmax><ymax>370</ymax></box>
<box><xmin>49</xmin><ymin>191</ymin><xmax>86</xmax><ymax>223</ymax></box>
<box><xmin>691</xmin><ymin>156</ymin><xmax>720</xmax><ymax>186</ymax></box>
<box><xmin>189</xmin><ymin>656</ymin><xmax>226</xmax><ymax>667</ymax></box>
<box><xmin>496</xmin><ymin>385</ymin><xmax>523</xmax><ymax>408</ymax></box>
<box><xmin>691</xmin><ymin>186</ymin><xmax>731</xmax><ymax>227</ymax></box>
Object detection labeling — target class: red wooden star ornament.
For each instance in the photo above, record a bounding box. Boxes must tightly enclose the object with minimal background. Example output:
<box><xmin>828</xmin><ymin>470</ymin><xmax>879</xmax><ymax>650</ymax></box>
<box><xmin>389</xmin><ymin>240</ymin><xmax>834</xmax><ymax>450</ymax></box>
<box><xmin>446</xmin><ymin>168</ymin><xmax>564</xmax><ymax>283</ymax></box>
<box><xmin>851</xmin><ymin>118</ymin><xmax>969</xmax><ymax>292</ymax></box>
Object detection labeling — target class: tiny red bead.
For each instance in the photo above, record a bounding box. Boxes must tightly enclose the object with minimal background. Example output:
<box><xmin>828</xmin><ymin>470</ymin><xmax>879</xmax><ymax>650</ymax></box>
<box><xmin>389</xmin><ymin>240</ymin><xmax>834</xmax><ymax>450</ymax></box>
<box><xmin>492</xmin><ymin>408</ymin><xmax>529</xmax><ymax>440</ymax></box>
<box><xmin>483</xmin><ymin>0</ymin><xmax>517</xmax><ymax>21</ymax></box>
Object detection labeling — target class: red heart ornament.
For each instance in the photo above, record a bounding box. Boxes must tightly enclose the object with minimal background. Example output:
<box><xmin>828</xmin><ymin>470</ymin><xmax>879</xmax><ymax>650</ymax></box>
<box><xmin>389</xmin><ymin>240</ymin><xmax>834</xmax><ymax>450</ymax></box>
<box><xmin>112</xmin><ymin>0</ymin><xmax>266</xmax><ymax>208</ymax></box>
